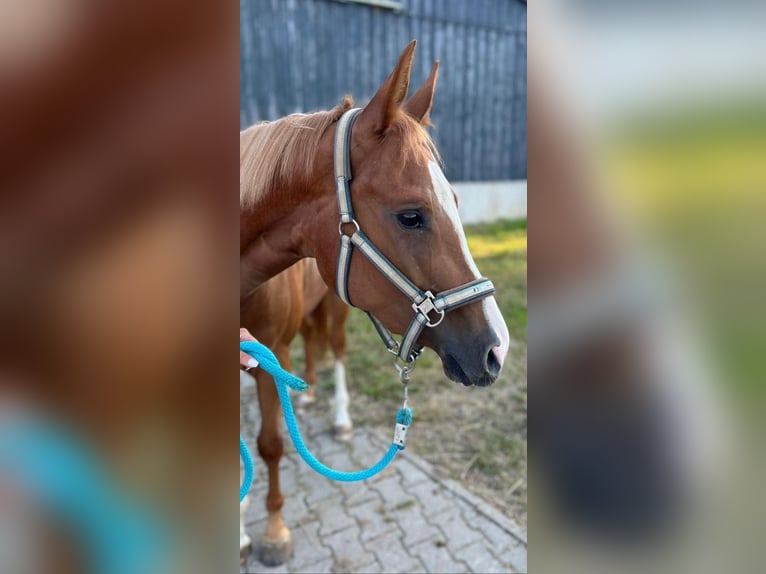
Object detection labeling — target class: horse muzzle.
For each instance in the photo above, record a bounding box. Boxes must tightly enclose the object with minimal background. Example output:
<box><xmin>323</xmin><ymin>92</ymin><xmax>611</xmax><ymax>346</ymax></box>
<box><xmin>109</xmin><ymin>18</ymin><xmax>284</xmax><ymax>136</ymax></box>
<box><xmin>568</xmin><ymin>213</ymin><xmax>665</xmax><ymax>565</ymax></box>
<box><xmin>437</xmin><ymin>328</ymin><xmax>502</xmax><ymax>387</ymax></box>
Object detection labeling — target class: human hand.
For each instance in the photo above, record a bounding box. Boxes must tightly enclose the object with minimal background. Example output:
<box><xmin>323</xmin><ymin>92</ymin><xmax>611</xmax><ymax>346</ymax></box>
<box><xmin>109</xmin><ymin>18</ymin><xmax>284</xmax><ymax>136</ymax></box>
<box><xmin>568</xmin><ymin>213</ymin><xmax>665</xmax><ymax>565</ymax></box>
<box><xmin>240</xmin><ymin>328</ymin><xmax>259</xmax><ymax>371</ymax></box>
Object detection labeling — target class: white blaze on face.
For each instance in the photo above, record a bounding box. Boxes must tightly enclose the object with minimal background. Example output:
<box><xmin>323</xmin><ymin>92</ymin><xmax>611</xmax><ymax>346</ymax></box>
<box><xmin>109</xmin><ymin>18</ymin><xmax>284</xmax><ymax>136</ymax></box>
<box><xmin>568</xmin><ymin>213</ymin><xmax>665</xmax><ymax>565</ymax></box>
<box><xmin>428</xmin><ymin>161</ymin><xmax>511</xmax><ymax>367</ymax></box>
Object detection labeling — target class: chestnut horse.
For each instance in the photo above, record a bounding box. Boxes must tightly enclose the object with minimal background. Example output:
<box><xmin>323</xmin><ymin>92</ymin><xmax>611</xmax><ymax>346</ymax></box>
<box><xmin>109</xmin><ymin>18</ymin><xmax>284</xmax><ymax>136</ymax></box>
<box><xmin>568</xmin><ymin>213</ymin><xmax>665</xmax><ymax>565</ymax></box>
<box><xmin>239</xmin><ymin>260</ymin><xmax>351</xmax><ymax>562</ymax></box>
<box><xmin>242</xmin><ymin>258</ymin><xmax>353</xmax><ymax>436</ymax></box>
<box><xmin>240</xmin><ymin>41</ymin><xmax>510</xmax><ymax>565</ymax></box>
<box><xmin>298</xmin><ymin>282</ymin><xmax>352</xmax><ymax>430</ymax></box>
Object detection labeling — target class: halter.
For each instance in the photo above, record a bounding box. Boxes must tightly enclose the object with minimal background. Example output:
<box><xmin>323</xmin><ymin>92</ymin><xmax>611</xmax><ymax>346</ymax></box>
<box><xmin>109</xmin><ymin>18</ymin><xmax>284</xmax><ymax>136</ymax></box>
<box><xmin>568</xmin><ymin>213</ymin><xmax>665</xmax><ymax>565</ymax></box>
<box><xmin>334</xmin><ymin>108</ymin><xmax>497</xmax><ymax>366</ymax></box>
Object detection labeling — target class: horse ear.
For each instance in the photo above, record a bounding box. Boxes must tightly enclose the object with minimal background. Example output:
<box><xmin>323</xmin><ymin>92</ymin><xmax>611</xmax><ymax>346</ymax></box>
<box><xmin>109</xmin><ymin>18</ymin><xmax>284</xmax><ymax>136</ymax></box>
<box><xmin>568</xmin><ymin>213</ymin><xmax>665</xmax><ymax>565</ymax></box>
<box><xmin>403</xmin><ymin>60</ymin><xmax>439</xmax><ymax>125</ymax></box>
<box><xmin>360</xmin><ymin>40</ymin><xmax>417</xmax><ymax>134</ymax></box>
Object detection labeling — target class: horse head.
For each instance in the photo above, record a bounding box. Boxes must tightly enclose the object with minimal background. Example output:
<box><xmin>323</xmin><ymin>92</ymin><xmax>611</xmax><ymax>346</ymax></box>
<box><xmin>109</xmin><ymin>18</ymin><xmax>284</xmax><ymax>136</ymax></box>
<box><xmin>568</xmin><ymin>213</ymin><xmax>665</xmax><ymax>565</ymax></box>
<box><xmin>305</xmin><ymin>41</ymin><xmax>511</xmax><ymax>387</ymax></box>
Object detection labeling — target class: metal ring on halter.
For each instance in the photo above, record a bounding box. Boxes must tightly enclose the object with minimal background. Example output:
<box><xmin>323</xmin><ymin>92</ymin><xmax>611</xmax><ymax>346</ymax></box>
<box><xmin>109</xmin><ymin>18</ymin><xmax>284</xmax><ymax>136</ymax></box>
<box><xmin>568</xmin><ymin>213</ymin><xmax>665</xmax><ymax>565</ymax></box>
<box><xmin>338</xmin><ymin>219</ymin><xmax>361</xmax><ymax>237</ymax></box>
<box><xmin>393</xmin><ymin>356</ymin><xmax>416</xmax><ymax>383</ymax></box>
<box><xmin>424</xmin><ymin>308</ymin><xmax>446</xmax><ymax>327</ymax></box>
<box><xmin>412</xmin><ymin>291</ymin><xmax>446</xmax><ymax>328</ymax></box>
<box><xmin>386</xmin><ymin>343</ymin><xmax>401</xmax><ymax>357</ymax></box>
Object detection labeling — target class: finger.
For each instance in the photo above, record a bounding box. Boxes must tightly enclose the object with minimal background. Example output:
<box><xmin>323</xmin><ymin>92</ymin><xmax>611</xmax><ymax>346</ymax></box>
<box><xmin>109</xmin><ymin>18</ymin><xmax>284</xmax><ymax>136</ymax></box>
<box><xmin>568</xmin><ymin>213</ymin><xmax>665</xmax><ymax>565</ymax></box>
<box><xmin>240</xmin><ymin>351</ymin><xmax>259</xmax><ymax>370</ymax></box>
<box><xmin>239</xmin><ymin>328</ymin><xmax>257</xmax><ymax>342</ymax></box>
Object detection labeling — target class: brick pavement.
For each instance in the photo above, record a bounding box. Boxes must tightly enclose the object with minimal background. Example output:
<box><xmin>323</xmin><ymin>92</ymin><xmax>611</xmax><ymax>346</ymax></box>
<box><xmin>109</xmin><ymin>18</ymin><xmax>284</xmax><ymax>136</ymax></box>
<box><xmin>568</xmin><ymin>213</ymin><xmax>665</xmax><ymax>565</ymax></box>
<box><xmin>241</xmin><ymin>378</ymin><xmax>527</xmax><ymax>574</ymax></box>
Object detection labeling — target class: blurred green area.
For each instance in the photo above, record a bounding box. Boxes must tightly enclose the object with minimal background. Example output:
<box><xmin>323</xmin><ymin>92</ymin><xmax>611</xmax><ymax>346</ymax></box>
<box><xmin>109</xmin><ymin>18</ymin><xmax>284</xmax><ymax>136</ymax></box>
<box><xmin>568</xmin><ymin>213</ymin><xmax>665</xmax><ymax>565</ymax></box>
<box><xmin>604</xmin><ymin>99</ymin><xmax>766</xmax><ymax>411</ymax></box>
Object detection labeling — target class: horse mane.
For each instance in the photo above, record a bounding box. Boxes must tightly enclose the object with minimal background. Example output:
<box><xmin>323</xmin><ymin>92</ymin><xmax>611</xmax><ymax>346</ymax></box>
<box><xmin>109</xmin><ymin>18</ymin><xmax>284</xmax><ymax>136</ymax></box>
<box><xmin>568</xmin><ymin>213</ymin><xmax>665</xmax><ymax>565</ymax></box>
<box><xmin>240</xmin><ymin>96</ymin><xmax>441</xmax><ymax>209</ymax></box>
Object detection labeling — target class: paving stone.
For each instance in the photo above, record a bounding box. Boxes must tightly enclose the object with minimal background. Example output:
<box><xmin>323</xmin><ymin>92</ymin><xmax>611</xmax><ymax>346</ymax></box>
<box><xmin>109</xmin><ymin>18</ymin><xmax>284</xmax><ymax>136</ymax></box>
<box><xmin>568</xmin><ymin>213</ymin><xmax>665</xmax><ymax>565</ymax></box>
<box><xmin>314</xmin><ymin>500</ymin><xmax>357</xmax><ymax>536</ymax></box>
<box><xmin>347</xmin><ymin>431</ymin><xmax>379</xmax><ymax>458</ymax></box>
<box><xmin>372</xmin><ymin>475</ymin><xmax>417</xmax><ymax>509</ymax></box>
<box><xmin>288</xmin><ymin>521</ymin><xmax>333</xmax><ymax>572</ymax></box>
<box><xmin>242</xmin><ymin>561</ymin><xmax>288</xmax><ymax>574</ymax></box>
<box><xmin>408</xmin><ymin>482</ymin><xmax>455</xmax><ymax>518</ymax></box>
<box><xmin>347</xmin><ymin>499</ymin><xmax>400</xmax><ymax>542</ymax></box>
<box><xmin>294</xmin><ymin>558</ymin><xmax>334</xmax><ymax>574</ymax></box>
<box><xmin>321</xmin><ymin>448</ymin><xmax>363</xmax><ymax>473</ymax></box>
<box><xmin>304</xmin><ymin>476</ymin><xmax>343</xmax><ymax>506</ymax></box>
<box><xmin>244</xmin><ymin>496</ymin><xmax>268</xmax><ymax>526</ymax></box>
<box><xmin>351</xmin><ymin>562</ymin><xmax>382</xmax><ymax>574</ymax></box>
<box><xmin>465</xmin><ymin>513</ymin><xmax>517</xmax><ymax>553</ymax></box>
<box><xmin>341</xmin><ymin>483</ymin><xmax>381</xmax><ymax>508</ymax></box>
<box><xmin>393</xmin><ymin>457</ymin><xmax>432</xmax><ymax>488</ymax></box>
<box><xmin>310</xmin><ymin>432</ymin><xmax>347</xmax><ymax>457</ymax></box>
<box><xmin>494</xmin><ymin>540</ymin><xmax>527</xmax><ymax>573</ymax></box>
<box><xmin>408</xmin><ymin>538</ymin><xmax>469</xmax><ymax>574</ymax></box>
<box><xmin>390</xmin><ymin>503</ymin><xmax>441</xmax><ymax>548</ymax></box>
<box><xmin>322</xmin><ymin>525</ymin><xmax>376</xmax><ymax>569</ymax></box>
<box><xmin>282</xmin><ymin>491</ymin><xmax>314</xmax><ymax>526</ymax></box>
<box><xmin>363</xmin><ymin>530</ymin><xmax>418</xmax><ymax>574</ymax></box>
<box><xmin>433</xmin><ymin>508</ymin><xmax>485</xmax><ymax>551</ymax></box>
<box><xmin>454</xmin><ymin>540</ymin><xmax>508</xmax><ymax>573</ymax></box>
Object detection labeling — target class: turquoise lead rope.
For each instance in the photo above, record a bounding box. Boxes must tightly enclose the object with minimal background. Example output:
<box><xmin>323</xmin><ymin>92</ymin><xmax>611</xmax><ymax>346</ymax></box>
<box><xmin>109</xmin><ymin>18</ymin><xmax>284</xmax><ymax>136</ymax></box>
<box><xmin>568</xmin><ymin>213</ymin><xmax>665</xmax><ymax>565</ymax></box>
<box><xmin>0</xmin><ymin>416</ymin><xmax>167</xmax><ymax>574</ymax></box>
<box><xmin>239</xmin><ymin>341</ymin><xmax>412</xmax><ymax>501</ymax></box>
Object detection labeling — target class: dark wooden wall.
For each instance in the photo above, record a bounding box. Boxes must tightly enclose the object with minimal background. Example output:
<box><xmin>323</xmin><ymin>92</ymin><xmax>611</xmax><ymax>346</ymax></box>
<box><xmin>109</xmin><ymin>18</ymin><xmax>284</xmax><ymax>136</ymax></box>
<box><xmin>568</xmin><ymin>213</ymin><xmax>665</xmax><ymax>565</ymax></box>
<box><xmin>240</xmin><ymin>0</ymin><xmax>526</xmax><ymax>181</ymax></box>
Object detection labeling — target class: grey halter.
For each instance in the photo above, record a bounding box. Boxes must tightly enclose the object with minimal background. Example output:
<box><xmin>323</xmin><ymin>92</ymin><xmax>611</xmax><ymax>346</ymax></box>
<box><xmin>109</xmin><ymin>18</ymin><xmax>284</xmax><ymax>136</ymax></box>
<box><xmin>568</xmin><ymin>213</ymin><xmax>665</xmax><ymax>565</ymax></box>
<box><xmin>333</xmin><ymin>108</ymin><xmax>497</xmax><ymax>365</ymax></box>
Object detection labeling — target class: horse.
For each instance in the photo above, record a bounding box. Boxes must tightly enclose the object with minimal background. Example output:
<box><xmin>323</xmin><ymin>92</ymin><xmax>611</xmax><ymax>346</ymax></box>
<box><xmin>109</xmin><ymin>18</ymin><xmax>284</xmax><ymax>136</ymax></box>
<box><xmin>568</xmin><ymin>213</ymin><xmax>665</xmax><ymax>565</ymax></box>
<box><xmin>239</xmin><ymin>259</ymin><xmax>352</xmax><ymax>562</ymax></box>
<box><xmin>240</xmin><ymin>40</ymin><xmax>511</xmax><ymax>566</ymax></box>
<box><xmin>297</xmin><ymin>280</ymin><xmax>353</xmax><ymax>434</ymax></box>
<box><xmin>241</xmin><ymin>258</ymin><xmax>353</xmax><ymax>437</ymax></box>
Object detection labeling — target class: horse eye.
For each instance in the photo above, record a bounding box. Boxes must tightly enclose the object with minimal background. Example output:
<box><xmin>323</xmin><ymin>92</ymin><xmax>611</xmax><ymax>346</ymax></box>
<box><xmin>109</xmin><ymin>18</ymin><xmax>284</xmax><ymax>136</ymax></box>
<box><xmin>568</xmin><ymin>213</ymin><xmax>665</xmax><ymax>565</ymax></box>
<box><xmin>397</xmin><ymin>211</ymin><xmax>424</xmax><ymax>229</ymax></box>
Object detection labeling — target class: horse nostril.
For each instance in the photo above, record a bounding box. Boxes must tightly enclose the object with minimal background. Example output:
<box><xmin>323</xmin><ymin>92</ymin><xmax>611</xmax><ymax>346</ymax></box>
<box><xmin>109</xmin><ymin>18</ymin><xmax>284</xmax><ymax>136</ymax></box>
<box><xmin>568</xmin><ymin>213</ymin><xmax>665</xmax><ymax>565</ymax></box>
<box><xmin>485</xmin><ymin>346</ymin><xmax>502</xmax><ymax>379</ymax></box>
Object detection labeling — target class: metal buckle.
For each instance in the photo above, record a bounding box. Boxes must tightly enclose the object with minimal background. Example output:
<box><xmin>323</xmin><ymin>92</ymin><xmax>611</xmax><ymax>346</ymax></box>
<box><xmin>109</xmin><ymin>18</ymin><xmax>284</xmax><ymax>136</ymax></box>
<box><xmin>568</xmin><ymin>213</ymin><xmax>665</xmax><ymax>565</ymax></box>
<box><xmin>338</xmin><ymin>219</ymin><xmax>360</xmax><ymax>237</ymax></box>
<box><xmin>412</xmin><ymin>291</ymin><xmax>445</xmax><ymax>327</ymax></box>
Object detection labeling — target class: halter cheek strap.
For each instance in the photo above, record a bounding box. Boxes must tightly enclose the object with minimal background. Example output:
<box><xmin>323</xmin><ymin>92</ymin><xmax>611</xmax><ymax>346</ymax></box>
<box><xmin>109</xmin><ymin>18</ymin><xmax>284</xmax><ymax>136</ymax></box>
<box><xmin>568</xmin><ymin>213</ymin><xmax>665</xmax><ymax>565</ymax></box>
<box><xmin>333</xmin><ymin>108</ymin><xmax>496</xmax><ymax>363</ymax></box>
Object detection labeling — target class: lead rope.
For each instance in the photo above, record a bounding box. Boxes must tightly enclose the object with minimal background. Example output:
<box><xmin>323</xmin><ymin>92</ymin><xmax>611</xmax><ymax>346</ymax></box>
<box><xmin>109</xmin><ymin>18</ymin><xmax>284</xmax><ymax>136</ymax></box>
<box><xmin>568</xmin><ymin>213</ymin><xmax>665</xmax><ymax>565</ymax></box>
<box><xmin>0</xmin><ymin>416</ymin><xmax>167</xmax><ymax>574</ymax></box>
<box><xmin>239</xmin><ymin>341</ymin><xmax>412</xmax><ymax>501</ymax></box>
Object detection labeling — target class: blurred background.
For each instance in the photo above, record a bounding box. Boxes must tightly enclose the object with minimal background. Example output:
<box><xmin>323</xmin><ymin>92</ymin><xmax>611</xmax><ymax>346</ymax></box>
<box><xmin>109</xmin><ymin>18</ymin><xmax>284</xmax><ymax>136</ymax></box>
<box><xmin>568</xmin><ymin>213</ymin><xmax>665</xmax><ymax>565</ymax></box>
<box><xmin>9</xmin><ymin>0</ymin><xmax>765</xmax><ymax>573</ymax></box>
<box><xmin>529</xmin><ymin>2</ymin><xmax>766</xmax><ymax>573</ymax></box>
<box><xmin>1</xmin><ymin>2</ymin><xmax>239</xmax><ymax>573</ymax></box>
<box><xmin>240</xmin><ymin>1</ymin><xmax>527</xmax><ymax>573</ymax></box>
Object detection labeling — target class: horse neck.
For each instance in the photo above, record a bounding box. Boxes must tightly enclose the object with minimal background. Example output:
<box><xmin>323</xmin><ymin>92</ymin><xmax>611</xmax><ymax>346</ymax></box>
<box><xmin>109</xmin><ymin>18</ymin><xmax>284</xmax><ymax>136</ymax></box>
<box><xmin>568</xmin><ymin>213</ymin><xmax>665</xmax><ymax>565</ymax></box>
<box><xmin>240</xmin><ymin>183</ymin><xmax>318</xmax><ymax>296</ymax></box>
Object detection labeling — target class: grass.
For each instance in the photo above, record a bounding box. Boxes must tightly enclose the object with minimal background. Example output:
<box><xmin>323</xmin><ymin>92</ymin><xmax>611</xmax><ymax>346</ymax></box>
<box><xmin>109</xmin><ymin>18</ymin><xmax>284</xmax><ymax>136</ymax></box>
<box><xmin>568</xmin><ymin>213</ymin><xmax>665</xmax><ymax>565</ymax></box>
<box><xmin>289</xmin><ymin>218</ymin><xmax>528</xmax><ymax>525</ymax></box>
<box><xmin>603</xmin><ymin>101</ymin><xmax>766</xmax><ymax>411</ymax></box>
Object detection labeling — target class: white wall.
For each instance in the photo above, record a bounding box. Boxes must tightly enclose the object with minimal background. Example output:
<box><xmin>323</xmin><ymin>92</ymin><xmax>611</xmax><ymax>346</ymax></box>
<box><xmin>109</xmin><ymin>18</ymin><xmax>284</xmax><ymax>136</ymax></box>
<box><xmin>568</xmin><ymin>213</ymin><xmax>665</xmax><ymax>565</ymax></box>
<box><xmin>453</xmin><ymin>180</ymin><xmax>527</xmax><ymax>225</ymax></box>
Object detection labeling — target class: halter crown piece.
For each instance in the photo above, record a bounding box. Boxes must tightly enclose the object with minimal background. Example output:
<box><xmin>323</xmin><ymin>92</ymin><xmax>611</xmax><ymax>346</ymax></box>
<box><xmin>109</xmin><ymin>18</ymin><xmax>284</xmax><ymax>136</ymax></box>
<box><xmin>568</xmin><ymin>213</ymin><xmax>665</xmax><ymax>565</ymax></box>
<box><xmin>334</xmin><ymin>108</ymin><xmax>497</xmax><ymax>365</ymax></box>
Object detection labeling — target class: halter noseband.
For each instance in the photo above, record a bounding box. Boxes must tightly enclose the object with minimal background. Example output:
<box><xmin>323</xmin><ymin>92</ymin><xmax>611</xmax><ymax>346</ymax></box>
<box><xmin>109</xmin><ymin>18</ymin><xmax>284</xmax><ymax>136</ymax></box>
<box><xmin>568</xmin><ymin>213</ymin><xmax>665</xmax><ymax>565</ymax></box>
<box><xmin>333</xmin><ymin>108</ymin><xmax>497</xmax><ymax>364</ymax></box>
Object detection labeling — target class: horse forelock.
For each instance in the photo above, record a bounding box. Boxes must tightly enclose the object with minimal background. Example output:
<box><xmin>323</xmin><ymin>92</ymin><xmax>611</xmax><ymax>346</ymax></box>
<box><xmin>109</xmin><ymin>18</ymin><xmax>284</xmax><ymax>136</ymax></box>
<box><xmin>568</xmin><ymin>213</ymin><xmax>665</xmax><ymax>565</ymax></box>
<box><xmin>240</xmin><ymin>96</ymin><xmax>354</xmax><ymax>209</ymax></box>
<box><xmin>383</xmin><ymin>110</ymin><xmax>442</xmax><ymax>169</ymax></box>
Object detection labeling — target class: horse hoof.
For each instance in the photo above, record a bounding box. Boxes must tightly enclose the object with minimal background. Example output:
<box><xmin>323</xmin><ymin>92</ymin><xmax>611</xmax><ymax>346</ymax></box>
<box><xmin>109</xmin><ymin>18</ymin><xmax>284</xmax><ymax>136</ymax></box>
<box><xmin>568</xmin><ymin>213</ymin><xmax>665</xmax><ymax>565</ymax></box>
<box><xmin>334</xmin><ymin>423</ymin><xmax>354</xmax><ymax>443</ymax></box>
<box><xmin>240</xmin><ymin>542</ymin><xmax>252</xmax><ymax>566</ymax></box>
<box><xmin>254</xmin><ymin>533</ymin><xmax>293</xmax><ymax>567</ymax></box>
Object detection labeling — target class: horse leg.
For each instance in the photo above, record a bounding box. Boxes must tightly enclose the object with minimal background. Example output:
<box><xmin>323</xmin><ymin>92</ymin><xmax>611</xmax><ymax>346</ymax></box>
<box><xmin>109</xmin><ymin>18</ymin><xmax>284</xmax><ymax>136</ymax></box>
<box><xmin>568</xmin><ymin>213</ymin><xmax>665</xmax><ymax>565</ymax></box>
<box><xmin>297</xmin><ymin>320</ymin><xmax>317</xmax><ymax>407</ymax></box>
<box><xmin>330</xmin><ymin>300</ymin><xmax>353</xmax><ymax>442</ymax></box>
<box><xmin>239</xmin><ymin>494</ymin><xmax>252</xmax><ymax>564</ymax></box>
<box><xmin>253</xmin><ymin>346</ymin><xmax>293</xmax><ymax>566</ymax></box>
